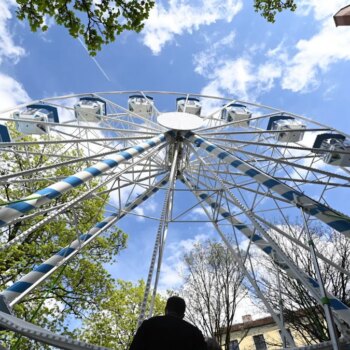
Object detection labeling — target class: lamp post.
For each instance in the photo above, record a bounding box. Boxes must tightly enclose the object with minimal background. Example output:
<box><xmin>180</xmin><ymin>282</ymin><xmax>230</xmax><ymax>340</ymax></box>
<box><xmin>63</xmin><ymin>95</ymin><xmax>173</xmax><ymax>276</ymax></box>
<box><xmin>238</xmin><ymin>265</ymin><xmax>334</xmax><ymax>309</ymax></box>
<box><xmin>334</xmin><ymin>5</ymin><xmax>350</xmax><ymax>26</ymax></box>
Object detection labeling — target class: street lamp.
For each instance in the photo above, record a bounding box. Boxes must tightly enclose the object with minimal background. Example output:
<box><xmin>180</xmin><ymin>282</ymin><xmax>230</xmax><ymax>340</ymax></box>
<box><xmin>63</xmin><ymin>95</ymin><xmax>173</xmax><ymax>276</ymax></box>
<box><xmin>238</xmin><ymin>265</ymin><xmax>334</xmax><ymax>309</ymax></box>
<box><xmin>334</xmin><ymin>4</ymin><xmax>350</xmax><ymax>26</ymax></box>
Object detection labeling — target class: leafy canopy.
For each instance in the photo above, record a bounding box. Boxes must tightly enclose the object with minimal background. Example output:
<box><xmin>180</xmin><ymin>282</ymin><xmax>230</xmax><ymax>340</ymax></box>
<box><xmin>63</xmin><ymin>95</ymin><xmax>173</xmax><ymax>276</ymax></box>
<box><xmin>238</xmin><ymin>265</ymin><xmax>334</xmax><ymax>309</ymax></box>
<box><xmin>14</xmin><ymin>0</ymin><xmax>296</xmax><ymax>56</ymax></box>
<box><xmin>78</xmin><ymin>279</ymin><xmax>166</xmax><ymax>349</ymax></box>
<box><xmin>15</xmin><ymin>0</ymin><xmax>155</xmax><ymax>55</ymax></box>
<box><xmin>254</xmin><ymin>0</ymin><xmax>297</xmax><ymax>22</ymax></box>
<box><xmin>0</xmin><ymin>125</ymin><xmax>127</xmax><ymax>349</ymax></box>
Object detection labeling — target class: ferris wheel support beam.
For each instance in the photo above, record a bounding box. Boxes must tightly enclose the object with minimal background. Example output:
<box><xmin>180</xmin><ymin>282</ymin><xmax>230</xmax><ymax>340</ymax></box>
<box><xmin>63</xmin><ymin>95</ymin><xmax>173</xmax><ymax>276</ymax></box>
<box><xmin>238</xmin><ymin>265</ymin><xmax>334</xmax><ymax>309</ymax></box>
<box><xmin>181</xmin><ymin>174</ymin><xmax>296</xmax><ymax>347</ymax></box>
<box><xmin>0</xmin><ymin>145</ymin><xmax>164</xmax><ymax>252</ymax></box>
<box><xmin>184</xmin><ymin>132</ymin><xmax>350</xmax><ymax>239</ymax></box>
<box><xmin>0</xmin><ymin>147</ymin><xmax>130</xmax><ymax>182</ymax></box>
<box><xmin>181</xmin><ymin>172</ymin><xmax>350</xmax><ymax>339</ymax></box>
<box><xmin>137</xmin><ymin>142</ymin><xmax>179</xmax><ymax>327</ymax></box>
<box><xmin>0</xmin><ymin>143</ymin><xmax>167</xmax><ymax>251</ymax></box>
<box><xmin>0</xmin><ymin>309</ymin><xmax>111</xmax><ymax>350</ymax></box>
<box><xmin>1</xmin><ymin>176</ymin><xmax>169</xmax><ymax>307</ymax></box>
<box><xmin>184</xmin><ymin>147</ymin><xmax>350</xmax><ymax>329</ymax></box>
<box><xmin>0</xmin><ymin>132</ymin><xmax>169</xmax><ymax>228</ymax></box>
<box><xmin>149</xmin><ymin>142</ymin><xmax>179</xmax><ymax>317</ymax></box>
<box><xmin>184</xmin><ymin>169</ymin><xmax>350</xmax><ymax>278</ymax></box>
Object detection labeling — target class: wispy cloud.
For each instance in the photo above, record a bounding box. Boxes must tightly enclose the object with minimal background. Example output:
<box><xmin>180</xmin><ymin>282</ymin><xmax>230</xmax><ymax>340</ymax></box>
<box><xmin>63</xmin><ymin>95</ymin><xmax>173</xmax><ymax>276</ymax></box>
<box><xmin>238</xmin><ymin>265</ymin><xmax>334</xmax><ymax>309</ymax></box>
<box><xmin>195</xmin><ymin>0</ymin><xmax>350</xmax><ymax>99</ymax></box>
<box><xmin>0</xmin><ymin>73</ymin><xmax>29</xmax><ymax>110</ymax></box>
<box><xmin>0</xmin><ymin>0</ymin><xmax>25</xmax><ymax>64</ymax></box>
<box><xmin>0</xmin><ymin>0</ymin><xmax>29</xmax><ymax>110</ymax></box>
<box><xmin>142</xmin><ymin>0</ymin><xmax>242</xmax><ymax>55</ymax></box>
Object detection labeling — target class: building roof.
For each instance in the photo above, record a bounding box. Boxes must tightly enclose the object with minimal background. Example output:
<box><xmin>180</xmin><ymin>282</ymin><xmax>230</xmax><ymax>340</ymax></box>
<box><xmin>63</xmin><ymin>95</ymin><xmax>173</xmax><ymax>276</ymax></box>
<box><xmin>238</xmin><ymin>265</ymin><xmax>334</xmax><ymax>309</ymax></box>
<box><xmin>220</xmin><ymin>316</ymin><xmax>276</xmax><ymax>334</ymax></box>
<box><xmin>334</xmin><ymin>5</ymin><xmax>350</xmax><ymax>26</ymax></box>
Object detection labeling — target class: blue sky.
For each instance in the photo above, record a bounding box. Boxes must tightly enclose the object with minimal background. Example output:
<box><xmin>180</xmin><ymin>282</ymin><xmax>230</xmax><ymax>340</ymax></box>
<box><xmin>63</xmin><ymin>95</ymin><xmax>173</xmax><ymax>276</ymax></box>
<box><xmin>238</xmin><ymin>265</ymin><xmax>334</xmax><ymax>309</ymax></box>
<box><xmin>1</xmin><ymin>0</ymin><xmax>350</xmax><ymax>322</ymax></box>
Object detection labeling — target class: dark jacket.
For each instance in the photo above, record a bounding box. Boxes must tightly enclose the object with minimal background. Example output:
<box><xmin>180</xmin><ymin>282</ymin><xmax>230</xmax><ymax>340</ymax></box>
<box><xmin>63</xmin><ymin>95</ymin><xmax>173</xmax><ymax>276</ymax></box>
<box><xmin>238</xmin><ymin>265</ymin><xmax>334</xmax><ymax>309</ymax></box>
<box><xmin>129</xmin><ymin>315</ymin><xmax>207</xmax><ymax>350</ymax></box>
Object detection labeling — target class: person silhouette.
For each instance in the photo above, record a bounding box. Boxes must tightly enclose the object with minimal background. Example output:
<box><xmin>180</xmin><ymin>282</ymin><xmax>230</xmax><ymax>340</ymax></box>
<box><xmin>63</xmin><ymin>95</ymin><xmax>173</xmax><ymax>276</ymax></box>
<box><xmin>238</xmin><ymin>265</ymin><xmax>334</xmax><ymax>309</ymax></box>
<box><xmin>129</xmin><ymin>296</ymin><xmax>206</xmax><ymax>350</ymax></box>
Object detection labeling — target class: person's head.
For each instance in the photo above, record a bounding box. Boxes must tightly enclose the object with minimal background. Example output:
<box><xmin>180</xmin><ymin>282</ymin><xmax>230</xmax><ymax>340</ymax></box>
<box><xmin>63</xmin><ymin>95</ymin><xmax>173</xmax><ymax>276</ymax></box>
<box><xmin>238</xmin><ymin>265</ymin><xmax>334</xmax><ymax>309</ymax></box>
<box><xmin>165</xmin><ymin>296</ymin><xmax>186</xmax><ymax>319</ymax></box>
<box><xmin>205</xmin><ymin>337</ymin><xmax>221</xmax><ymax>350</ymax></box>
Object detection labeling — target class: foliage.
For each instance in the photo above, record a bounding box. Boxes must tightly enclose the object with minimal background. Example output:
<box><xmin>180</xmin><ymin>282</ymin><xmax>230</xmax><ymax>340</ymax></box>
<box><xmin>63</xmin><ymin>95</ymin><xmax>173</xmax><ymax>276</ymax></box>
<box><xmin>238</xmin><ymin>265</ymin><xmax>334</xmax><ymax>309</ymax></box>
<box><xmin>15</xmin><ymin>0</ymin><xmax>155</xmax><ymax>56</ymax></box>
<box><xmin>256</xmin><ymin>221</ymin><xmax>350</xmax><ymax>344</ymax></box>
<box><xmin>0</xmin><ymin>126</ymin><xmax>127</xmax><ymax>349</ymax></box>
<box><xmin>180</xmin><ymin>239</ymin><xmax>247</xmax><ymax>350</ymax></box>
<box><xmin>13</xmin><ymin>0</ymin><xmax>299</xmax><ymax>56</ymax></box>
<box><xmin>78</xmin><ymin>279</ymin><xmax>166</xmax><ymax>349</ymax></box>
<box><xmin>254</xmin><ymin>0</ymin><xmax>297</xmax><ymax>22</ymax></box>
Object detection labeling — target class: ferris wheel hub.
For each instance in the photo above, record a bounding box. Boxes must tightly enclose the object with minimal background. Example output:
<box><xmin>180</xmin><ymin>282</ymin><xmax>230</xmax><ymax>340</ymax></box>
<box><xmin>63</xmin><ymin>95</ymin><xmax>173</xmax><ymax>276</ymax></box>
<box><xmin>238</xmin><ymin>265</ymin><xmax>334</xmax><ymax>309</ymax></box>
<box><xmin>157</xmin><ymin>112</ymin><xmax>203</xmax><ymax>131</ymax></box>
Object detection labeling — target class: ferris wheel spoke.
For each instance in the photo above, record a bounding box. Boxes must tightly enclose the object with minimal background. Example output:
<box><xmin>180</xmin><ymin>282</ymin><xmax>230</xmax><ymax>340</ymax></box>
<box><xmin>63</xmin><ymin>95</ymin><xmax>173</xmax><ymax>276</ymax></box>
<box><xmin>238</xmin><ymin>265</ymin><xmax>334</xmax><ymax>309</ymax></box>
<box><xmin>181</xmin><ymin>174</ymin><xmax>297</xmax><ymax>346</ymax></box>
<box><xmin>0</xmin><ymin>143</ymin><xmax>168</xmax><ymax>249</ymax></box>
<box><xmin>210</xmin><ymin>140</ymin><xmax>350</xmax><ymax>183</ymax></box>
<box><xmin>0</xmin><ymin>134</ymin><xmax>168</xmax><ymax>232</ymax></box>
<box><xmin>0</xmin><ymin>147</ymin><xmax>131</xmax><ymax>183</ymax></box>
<box><xmin>181</xmin><ymin>173</ymin><xmax>350</xmax><ymax>335</ymax></box>
<box><xmin>185</xmin><ymin>132</ymin><xmax>350</xmax><ymax>239</ymax></box>
<box><xmin>1</xmin><ymin>176</ymin><xmax>169</xmax><ymax>307</ymax></box>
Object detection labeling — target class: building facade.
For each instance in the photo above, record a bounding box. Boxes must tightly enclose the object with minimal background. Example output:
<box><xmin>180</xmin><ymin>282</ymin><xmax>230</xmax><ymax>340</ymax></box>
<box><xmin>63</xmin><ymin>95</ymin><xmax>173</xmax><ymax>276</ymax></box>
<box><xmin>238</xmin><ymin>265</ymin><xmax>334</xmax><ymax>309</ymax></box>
<box><xmin>223</xmin><ymin>315</ymin><xmax>307</xmax><ymax>350</ymax></box>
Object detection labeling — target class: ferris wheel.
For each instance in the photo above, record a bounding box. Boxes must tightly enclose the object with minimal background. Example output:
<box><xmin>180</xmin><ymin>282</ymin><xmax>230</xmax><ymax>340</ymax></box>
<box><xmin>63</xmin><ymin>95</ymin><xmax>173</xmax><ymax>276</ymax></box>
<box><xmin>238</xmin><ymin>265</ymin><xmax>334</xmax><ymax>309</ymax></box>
<box><xmin>0</xmin><ymin>91</ymin><xmax>350</xmax><ymax>350</ymax></box>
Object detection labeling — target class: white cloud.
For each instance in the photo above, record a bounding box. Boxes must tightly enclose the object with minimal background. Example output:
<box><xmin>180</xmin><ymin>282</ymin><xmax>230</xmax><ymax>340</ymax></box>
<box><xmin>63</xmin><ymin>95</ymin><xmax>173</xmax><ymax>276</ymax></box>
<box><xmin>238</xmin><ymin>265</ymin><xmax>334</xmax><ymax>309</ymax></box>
<box><xmin>297</xmin><ymin>0</ymin><xmax>348</xmax><ymax>21</ymax></box>
<box><xmin>0</xmin><ymin>0</ymin><xmax>29</xmax><ymax>112</ymax></box>
<box><xmin>195</xmin><ymin>0</ymin><xmax>350</xmax><ymax>98</ymax></box>
<box><xmin>0</xmin><ymin>73</ymin><xmax>29</xmax><ymax>111</ymax></box>
<box><xmin>142</xmin><ymin>0</ymin><xmax>242</xmax><ymax>55</ymax></box>
<box><xmin>0</xmin><ymin>0</ymin><xmax>25</xmax><ymax>64</ymax></box>
<box><xmin>159</xmin><ymin>233</ymin><xmax>210</xmax><ymax>290</ymax></box>
<box><xmin>280</xmin><ymin>21</ymin><xmax>350</xmax><ymax>92</ymax></box>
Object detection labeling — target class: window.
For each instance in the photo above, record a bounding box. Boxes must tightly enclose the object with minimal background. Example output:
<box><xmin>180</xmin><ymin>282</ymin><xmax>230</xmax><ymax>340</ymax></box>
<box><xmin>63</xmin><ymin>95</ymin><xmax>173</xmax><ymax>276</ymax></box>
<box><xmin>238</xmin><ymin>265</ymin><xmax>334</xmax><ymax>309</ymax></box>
<box><xmin>253</xmin><ymin>334</ymin><xmax>267</xmax><ymax>350</ymax></box>
<box><xmin>229</xmin><ymin>339</ymin><xmax>239</xmax><ymax>350</ymax></box>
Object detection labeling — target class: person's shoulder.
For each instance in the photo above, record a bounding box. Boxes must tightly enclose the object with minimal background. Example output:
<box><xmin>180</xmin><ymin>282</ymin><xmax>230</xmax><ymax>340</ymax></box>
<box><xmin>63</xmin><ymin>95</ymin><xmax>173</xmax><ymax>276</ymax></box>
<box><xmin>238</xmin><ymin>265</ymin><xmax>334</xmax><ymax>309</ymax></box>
<box><xmin>143</xmin><ymin>315</ymin><xmax>166</xmax><ymax>325</ymax></box>
<box><xmin>181</xmin><ymin>319</ymin><xmax>203</xmax><ymax>334</ymax></box>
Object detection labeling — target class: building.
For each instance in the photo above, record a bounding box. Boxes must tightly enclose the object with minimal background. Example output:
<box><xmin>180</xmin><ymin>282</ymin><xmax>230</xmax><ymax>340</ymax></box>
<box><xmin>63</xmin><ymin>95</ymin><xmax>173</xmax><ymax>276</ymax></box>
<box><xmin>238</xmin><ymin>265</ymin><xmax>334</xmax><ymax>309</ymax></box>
<box><xmin>222</xmin><ymin>314</ymin><xmax>307</xmax><ymax>350</ymax></box>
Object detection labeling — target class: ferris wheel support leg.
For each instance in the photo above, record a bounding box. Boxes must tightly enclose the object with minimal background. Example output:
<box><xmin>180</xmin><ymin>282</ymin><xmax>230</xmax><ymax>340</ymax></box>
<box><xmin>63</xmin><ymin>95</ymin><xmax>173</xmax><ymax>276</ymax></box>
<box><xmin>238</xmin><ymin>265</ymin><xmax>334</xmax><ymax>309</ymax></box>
<box><xmin>300</xmin><ymin>208</ymin><xmax>340</xmax><ymax>350</ymax></box>
<box><xmin>0</xmin><ymin>132</ymin><xmax>170</xmax><ymax>227</ymax></box>
<box><xmin>181</xmin><ymin>174</ymin><xmax>296</xmax><ymax>347</ymax></box>
<box><xmin>1</xmin><ymin>176</ymin><xmax>169</xmax><ymax>308</ymax></box>
<box><xmin>181</xmin><ymin>166</ymin><xmax>350</xmax><ymax>339</ymax></box>
<box><xmin>137</xmin><ymin>142</ymin><xmax>180</xmax><ymax>327</ymax></box>
<box><xmin>183</xmin><ymin>132</ymin><xmax>350</xmax><ymax>239</ymax></box>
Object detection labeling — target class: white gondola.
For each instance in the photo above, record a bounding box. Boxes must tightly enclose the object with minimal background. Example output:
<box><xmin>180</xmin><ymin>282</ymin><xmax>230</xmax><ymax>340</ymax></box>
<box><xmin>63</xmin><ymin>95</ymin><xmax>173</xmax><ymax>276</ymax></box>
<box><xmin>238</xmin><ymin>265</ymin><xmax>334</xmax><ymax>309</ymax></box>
<box><xmin>313</xmin><ymin>133</ymin><xmax>350</xmax><ymax>167</ymax></box>
<box><xmin>74</xmin><ymin>97</ymin><xmax>106</xmax><ymax>122</ymax></box>
<box><xmin>128</xmin><ymin>95</ymin><xmax>154</xmax><ymax>118</ymax></box>
<box><xmin>267</xmin><ymin>116</ymin><xmax>306</xmax><ymax>143</ymax></box>
<box><xmin>13</xmin><ymin>105</ymin><xmax>59</xmax><ymax>135</ymax></box>
<box><xmin>221</xmin><ymin>103</ymin><xmax>251</xmax><ymax>127</ymax></box>
<box><xmin>0</xmin><ymin>125</ymin><xmax>11</xmax><ymax>144</ymax></box>
<box><xmin>176</xmin><ymin>97</ymin><xmax>201</xmax><ymax>116</ymax></box>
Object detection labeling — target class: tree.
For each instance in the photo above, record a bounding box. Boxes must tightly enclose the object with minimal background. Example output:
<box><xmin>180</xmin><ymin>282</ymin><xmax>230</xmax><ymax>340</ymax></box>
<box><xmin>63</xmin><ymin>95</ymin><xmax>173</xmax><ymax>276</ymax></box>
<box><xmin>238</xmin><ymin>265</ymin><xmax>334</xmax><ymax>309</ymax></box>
<box><xmin>15</xmin><ymin>0</ymin><xmax>155</xmax><ymax>56</ymax></box>
<box><xmin>180</xmin><ymin>239</ymin><xmax>247</xmax><ymax>350</ymax></box>
<box><xmin>78</xmin><ymin>279</ymin><xmax>166</xmax><ymax>349</ymax></box>
<box><xmin>255</xmin><ymin>221</ymin><xmax>350</xmax><ymax>344</ymax></box>
<box><xmin>14</xmin><ymin>0</ymin><xmax>297</xmax><ymax>56</ymax></box>
<box><xmin>0</xmin><ymin>127</ymin><xmax>127</xmax><ymax>349</ymax></box>
<box><xmin>254</xmin><ymin>0</ymin><xmax>297</xmax><ymax>22</ymax></box>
